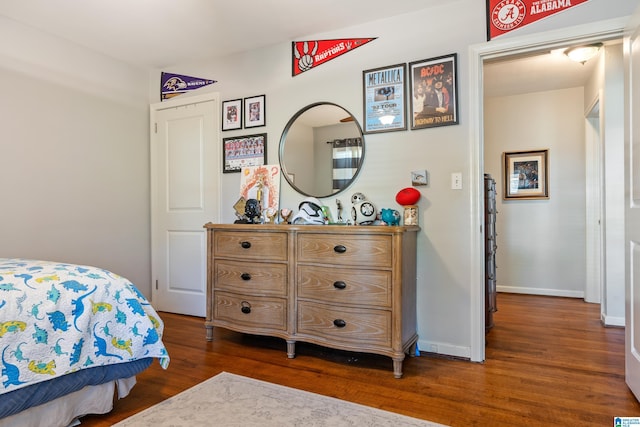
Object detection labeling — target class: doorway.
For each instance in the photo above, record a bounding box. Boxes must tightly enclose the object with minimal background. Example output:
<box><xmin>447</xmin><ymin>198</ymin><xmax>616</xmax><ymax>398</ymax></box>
<box><xmin>468</xmin><ymin>18</ymin><xmax>628</xmax><ymax>362</ymax></box>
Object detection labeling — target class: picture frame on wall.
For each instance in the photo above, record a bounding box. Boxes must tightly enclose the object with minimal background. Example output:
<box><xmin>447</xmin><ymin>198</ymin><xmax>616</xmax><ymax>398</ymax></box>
<box><xmin>503</xmin><ymin>149</ymin><xmax>549</xmax><ymax>200</ymax></box>
<box><xmin>362</xmin><ymin>63</ymin><xmax>407</xmax><ymax>134</ymax></box>
<box><xmin>408</xmin><ymin>53</ymin><xmax>459</xmax><ymax>130</ymax></box>
<box><xmin>222</xmin><ymin>99</ymin><xmax>242</xmax><ymax>131</ymax></box>
<box><xmin>244</xmin><ymin>95</ymin><xmax>266</xmax><ymax>128</ymax></box>
<box><xmin>223</xmin><ymin>133</ymin><xmax>267</xmax><ymax>173</ymax></box>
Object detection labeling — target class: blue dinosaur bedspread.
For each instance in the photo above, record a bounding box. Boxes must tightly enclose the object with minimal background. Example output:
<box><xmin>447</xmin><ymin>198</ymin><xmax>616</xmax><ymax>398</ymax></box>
<box><xmin>0</xmin><ymin>258</ymin><xmax>169</xmax><ymax>395</ymax></box>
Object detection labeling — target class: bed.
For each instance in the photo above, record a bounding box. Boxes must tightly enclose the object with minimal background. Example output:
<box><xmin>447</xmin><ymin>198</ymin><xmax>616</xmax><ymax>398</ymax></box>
<box><xmin>0</xmin><ymin>258</ymin><xmax>170</xmax><ymax>426</ymax></box>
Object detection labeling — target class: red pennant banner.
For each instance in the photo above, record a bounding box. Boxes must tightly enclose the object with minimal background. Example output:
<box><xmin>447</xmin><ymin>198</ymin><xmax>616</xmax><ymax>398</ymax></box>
<box><xmin>487</xmin><ymin>0</ymin><xmax>590</xmax><ymax>40</ymax></box>
<box><xmin>292</xmin><ymin>38</ymin><xmax>376</xmax><ymax>76</ymax></box>
<box><xmin>161</xmin><ymin>72</ymin><xmax>216</xmax><ymax>101</ymax></box>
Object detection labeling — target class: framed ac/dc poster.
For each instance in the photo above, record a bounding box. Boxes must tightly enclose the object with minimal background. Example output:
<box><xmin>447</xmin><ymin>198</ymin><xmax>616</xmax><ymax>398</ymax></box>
<box><xmin>409</xmin><ymin>53</ymin><xmax>458</xmax><ymax>130</ymax></box>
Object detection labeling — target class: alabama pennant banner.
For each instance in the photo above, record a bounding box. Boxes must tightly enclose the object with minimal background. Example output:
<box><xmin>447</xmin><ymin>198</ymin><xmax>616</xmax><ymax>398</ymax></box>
<box><xmin>161</xmin><ymin>72</ymin><xmax>217</xmax><ymax>101</ymax></box>
<box><xmin>487</xmin><ymin>0</ymin><xmax>590</xmax><ymax>40</ymax></box>
<box><xmin>292</xmin><ymin>38</ymin><xmax>376</xmax><ymax>76</ymax></box>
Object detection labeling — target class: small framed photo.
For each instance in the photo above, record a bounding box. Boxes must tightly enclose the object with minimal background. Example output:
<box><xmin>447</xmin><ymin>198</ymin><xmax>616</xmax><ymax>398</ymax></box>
<box><xmin>409</xmin><ymin>53</ymin><xmax>459</xmax><ymax>130</ymax></box>
<box><xmin>223</xmin><ymin>133</ymin><xmax>267</xmax><ymax>173</ymax></box>
<box><xmin>503</xmin><ymin>149</ymin><xmax>549</xmax><ymax>200</ymax></box>
<box><xmin>362</xmin><ymin>63</ymin><xmax>407</xmax><ymax>134</ymax></box>
<box><xmin>222</xmin><ymin>99</ymin><xmax>242</xmax><ymax>131</ymax></box>
<box><xmin>244</xmin><ymin>95</ymin><xmax>266</xmax><ymax>128</ymax></box>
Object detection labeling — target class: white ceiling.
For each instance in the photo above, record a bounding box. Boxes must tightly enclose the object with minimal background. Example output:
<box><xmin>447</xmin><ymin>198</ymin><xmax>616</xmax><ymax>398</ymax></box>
<box><xmin>0</xmin><ymin>0</ymin><xmax>437</xmax><ymax>69</ymax></box>
<box><xmin>483</xmin><ymin>46</ymin><xmax>605</xmax><ymax>97</ymax></box>
<box><xmin>0</xmin><ymin>1</ymin><xmax>613</xmax><ymax>97</ymax></box>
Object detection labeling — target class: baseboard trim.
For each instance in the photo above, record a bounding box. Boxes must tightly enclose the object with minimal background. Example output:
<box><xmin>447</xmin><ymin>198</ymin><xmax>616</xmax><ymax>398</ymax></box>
<box><xmin>496</xmin><ymin>286</ymin><xmax>584</xmax><ymax>299</ymax></box>
<box><xmin>602</xmin><ymin>314</ymin><xmax>625</xmax><ymax>327</ymax></box>
<box><xmin>417</xmin><ymin>339</ymin><xmax>472</xmax><ymax>361</ymax></box>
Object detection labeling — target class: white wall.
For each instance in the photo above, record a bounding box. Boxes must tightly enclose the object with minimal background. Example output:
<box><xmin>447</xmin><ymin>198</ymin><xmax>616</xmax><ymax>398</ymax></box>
<box><xmin>484</xmin><ymin>88</ymin><xmax>587</xmax><ymax>296</ymax></box>
<box><xmin>0</xmin><ymin>17</ymin><xmax>152</xmax><ymax>294</ymax></box>
<box><xmin>602</xmin><ymin>44</ymin><xmax>626</xmax><ymax>324</ymax></box>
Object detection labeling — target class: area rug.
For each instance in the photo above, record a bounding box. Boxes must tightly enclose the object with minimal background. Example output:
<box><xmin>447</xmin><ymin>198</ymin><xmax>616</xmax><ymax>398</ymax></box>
<box><xmin>112</xmin><ymin>372</ymin><xmax>447</xmax><ymax>426</ymax></box>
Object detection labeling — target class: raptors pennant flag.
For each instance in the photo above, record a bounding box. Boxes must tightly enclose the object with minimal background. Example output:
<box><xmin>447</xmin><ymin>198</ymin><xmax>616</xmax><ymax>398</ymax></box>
<box><xmin>487</xmin><ymin>0</ymin><xmax>590</xmax><ymax>40</ymax></box>
<box><xmin>292</xmin><ymin>38</ymin><xmax>376</xmax><ymax>76</ymax></box>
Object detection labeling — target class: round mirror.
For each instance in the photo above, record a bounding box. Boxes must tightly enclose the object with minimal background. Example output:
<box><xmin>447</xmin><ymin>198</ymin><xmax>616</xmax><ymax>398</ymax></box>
<box><xmin>279</xmin><ymin>102</ymin><xmax>364</xmax><ymax>198</ymax></box>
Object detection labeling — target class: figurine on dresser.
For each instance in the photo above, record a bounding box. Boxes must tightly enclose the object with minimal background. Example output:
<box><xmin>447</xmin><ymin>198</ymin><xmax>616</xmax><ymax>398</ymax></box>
<box><xmin>351</xmin><ymin>192</ymin><xmax>377</xmax><ymax>225</ymax></box>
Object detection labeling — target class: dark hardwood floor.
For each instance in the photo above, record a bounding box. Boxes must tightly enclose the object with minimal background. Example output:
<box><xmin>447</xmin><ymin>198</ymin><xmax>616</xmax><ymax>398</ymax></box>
<box><xmin>83</xmin><ymin>293</ymin><xmax>640</xmax><ymax>426</ymax></box>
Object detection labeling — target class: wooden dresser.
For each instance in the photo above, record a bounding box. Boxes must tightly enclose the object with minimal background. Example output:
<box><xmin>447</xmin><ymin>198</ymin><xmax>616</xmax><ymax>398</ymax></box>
<box><xmin>204</xmin><ymin>223</ymin><xmax>419</xmax><ymax>378</ymax></box>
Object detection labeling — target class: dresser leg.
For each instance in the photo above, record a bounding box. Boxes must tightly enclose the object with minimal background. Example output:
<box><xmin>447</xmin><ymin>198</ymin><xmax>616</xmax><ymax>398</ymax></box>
<box><xmin>392</xmin><ymin>357</ymin><xmax>404</xmax><ymax>379</ymax></box>
<box><xmin>205</xmin><ymin>326</ymin><xmax>214</xmax><ymax>341</ymax></box>
<box><xmin>407</xmin><ymin>341</ymin><xmax>417</xmax><ymax>357</ymax></box>
<box><xmin>287</xmin><ymin>340</ymin><xmax>296</xmax><ymax>359</ymax></box>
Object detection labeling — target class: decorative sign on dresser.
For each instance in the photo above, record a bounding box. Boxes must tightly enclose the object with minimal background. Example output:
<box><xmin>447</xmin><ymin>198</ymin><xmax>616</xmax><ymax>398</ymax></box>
<box><xmin>204</xmin><ymin>223</ymin><xmax>419</xmax><ymax>378</ymax></box>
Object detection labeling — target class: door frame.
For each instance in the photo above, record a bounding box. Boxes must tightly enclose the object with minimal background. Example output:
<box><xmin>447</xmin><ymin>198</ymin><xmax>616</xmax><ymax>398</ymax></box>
<box><xmin>584</xmin><ymin>96</ymin><xmax>604</xmax><ymax>306</ymax></box>
<box><xmin>468</xmin><ymin>18</ymin><xmax>628</xmax><ymax>362</ymax></box>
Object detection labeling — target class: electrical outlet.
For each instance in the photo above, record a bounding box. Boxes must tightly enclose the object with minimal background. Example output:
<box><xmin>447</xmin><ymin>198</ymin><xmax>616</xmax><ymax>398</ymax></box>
<box><xmin>451</xmin><ymin>172</ymin><xmax>462</xmax><ymax>190</ymax></box>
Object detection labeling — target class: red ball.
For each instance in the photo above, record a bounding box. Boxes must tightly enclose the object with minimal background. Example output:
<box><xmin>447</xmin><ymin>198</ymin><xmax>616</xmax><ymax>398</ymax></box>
<box><xmin>395</xmin><ymin>187</ymin><xmax>421</xmax><ymax>206</ymax></box>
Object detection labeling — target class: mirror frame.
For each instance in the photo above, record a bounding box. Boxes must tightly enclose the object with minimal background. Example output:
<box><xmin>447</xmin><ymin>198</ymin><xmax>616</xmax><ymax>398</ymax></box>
<box><xmin>278</xmin><ymin>102</ymin><xmax>365</xmax><ymax>198</ymax></box>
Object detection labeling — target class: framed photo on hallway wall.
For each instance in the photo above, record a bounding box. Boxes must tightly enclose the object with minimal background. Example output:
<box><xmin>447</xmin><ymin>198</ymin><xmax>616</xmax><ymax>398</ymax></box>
<box><xmin>503</xmin><ymin>149</ymin><xmax>549</xmax><ymax>200</ymax></box>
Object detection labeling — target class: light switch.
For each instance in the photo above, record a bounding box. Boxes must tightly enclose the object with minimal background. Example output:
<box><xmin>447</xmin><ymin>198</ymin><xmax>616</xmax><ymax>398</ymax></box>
<box><xmin>451</xmin><ymin>172</ymin><xmax>462</xmax><ymax>190</ymax></box>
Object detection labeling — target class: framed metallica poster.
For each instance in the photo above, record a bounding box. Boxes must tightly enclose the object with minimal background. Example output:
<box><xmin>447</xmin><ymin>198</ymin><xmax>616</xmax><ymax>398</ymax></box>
<box><xmin>362</xmin><ymin>63</ymin><xmax>407</xmax><ymax>134</ymax></box>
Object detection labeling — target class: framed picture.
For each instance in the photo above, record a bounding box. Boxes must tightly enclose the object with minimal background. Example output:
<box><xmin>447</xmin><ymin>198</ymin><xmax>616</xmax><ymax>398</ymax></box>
<box><xmin>239</xmin><ymin>164</ymin><xmax>282</xmax><ymax>216</ymax></box>
<box><xmin>244</xmin><ymin>95</ymin><xmax>266</xmax><ymax>128</ymax></box>
<box><xmin>503</xmin><ymin>149</ymin><xmax>549</xmax><ymax>200</ymax></box>
<box><xmin>223</xmin><ymin>133</ymin><xmax>267</xmax><ymax>173</ymax></box>
<box><xmin>408</xmin><ymin>53</ymin><xmax>459</xmax><ymax>130</ymax></box>
<box><xmin>222</xmin><ymin>99</ymin><xmax>242</xmax><ymax>131</ymax></box>
<box><xmin>362</xmin><ymin>63</ymin><xmax>407</xmax><ymax>134</ymax></box>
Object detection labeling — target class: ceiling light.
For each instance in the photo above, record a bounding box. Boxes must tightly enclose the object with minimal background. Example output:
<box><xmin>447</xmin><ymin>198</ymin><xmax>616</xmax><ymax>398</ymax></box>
<box><xmin>564</xmin><ymin>43</ymin><xmax>603</xmax><ymax>64</ymax></box>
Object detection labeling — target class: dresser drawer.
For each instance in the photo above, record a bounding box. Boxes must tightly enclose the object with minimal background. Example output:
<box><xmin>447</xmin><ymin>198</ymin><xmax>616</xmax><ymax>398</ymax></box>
<box><xmin>214</xmin><ymin>292</ymin><xmax>287</xmax><ymax>331</ymax></box>
<box><xmin>215</xmin><ymin>260</ymin><xmax>287</xmax><ymax>296</ymax></box>
<box><xmin>297</xmin><ymin>265</ymin><xmax>391</xmax><ymax>308</ymax></box>
<box><xmin>297</xmin><ymin>301</ymin><xmax>391</xmax><ymax>347</ymax></box>
<box><xmin>297</xmin><ymin>233</ymin><xmax>391</xmax><ymax>267</ymax></box>
<box><xmin>214</xmin><ymin>230</ymin><xmax>288</xmax><ymax>261</ymax></box>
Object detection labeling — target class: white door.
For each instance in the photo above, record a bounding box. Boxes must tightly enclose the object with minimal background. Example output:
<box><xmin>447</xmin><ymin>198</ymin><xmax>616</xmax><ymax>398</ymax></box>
<box><xmin>625</xmin><ymin>6</ymin><xmax>640</xmax><ymax>399</ymax></box>
<box><xmin>150</xmin><ymin>93</ymin><xmax>220</xmax><ymax>317</ymax></box>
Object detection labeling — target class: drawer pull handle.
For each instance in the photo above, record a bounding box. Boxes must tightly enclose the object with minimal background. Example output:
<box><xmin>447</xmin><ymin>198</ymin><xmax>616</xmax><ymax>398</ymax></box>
<box><xmin>240</xmin><ymin>241</ymin><xmax>252</xmax><ymax>249</ymax></box>
<box><xmin>240</xmin><ymin>301</ymin><xmax>251</xmax><ymax>314</ymax></box>
<box><xmin>333</xmin><ymin>281</ymin><xmax>346</xmax><ymax>290</ymax></box>
<box><xmin>333</xmin><ymin>245</ymin><xmax>347</xmax><ymax>253</ymax></box>
<box><xmin>333</xmin><ymin>319</ymin><xmax>346</xmax><ymax>328</ymax></box>
<box><xmin>241</xmin><ymin>273</ymin><xmax>252</xmax><ymax>281</ymax></box>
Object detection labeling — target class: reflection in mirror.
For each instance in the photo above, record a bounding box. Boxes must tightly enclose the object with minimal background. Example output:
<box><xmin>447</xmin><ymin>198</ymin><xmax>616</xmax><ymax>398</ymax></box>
<box><xmin>279</xmin><ymin>102</ymin><xmax>364</xmax><ymax>198</ymax></box>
